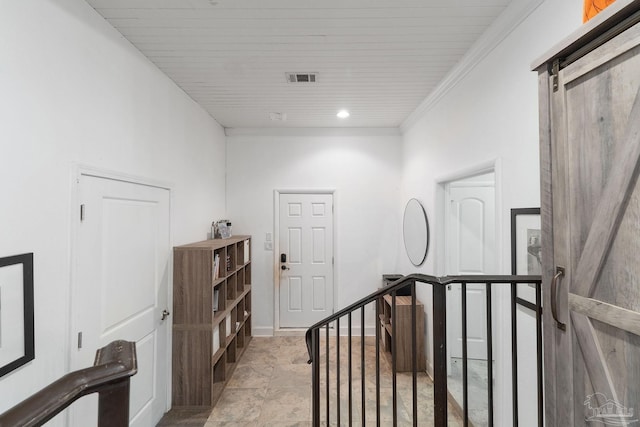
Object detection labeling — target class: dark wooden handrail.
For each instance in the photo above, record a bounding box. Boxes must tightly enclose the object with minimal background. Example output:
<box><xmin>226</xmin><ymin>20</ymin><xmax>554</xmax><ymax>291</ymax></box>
<box><xmin>0</xmin><ymin>340</ymin><xmax>137</xmax><ymax>427</ymax></box>
<box><xmin>304</xmin><ymin>273</ymin><xmax>541</xmax><ymax>362</ymax></box>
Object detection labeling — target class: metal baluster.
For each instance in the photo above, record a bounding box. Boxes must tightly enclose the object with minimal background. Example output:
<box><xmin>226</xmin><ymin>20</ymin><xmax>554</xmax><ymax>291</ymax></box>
<box><xmin>312</xmin><ymin>328</ymin><xmax>321</xmax><ymax>427</ymax></box>
<box><xmin>375</xmin><ymin>298</ymin><xmax>380</xmax><ymax>426</ymax></box>
<box><xmin>391</xmin><ymin>290</ymin><xmax>398</xmax><ymax>427</ymax></box>
<box><xmin>536</xmin><ymin>281</ymin><xmax>543</xmax><ymax>427</ymax></box>
<box><xmin>433</xmin><ymin>284</ymin><xmax>448</xmax><ymax>426</ymax></box>
<box><xmin>511</xmin><ymin>281</ymin><xmax>519</xmax><ymax>427</ymax></box>
<box><xmin>326</xmin><ymin>324</ymin><xmax>330</xmax><ymax>425</ymax></box>
<box><xmin>411</xmin><ymin>280</ymin><xmax>418</xmax><ymax>426</ymax></box>
<box><xmin>486</xmin><ymin>283</ymin><xmax>494</xmax><ymax>427</ymax></box>
<box><xmin>462</xmin><ymin>282</ymin><xmax>468</xmax><ymax>427</ymax></box>
<box><xmin>337</xmin><ymin>317</ymin><xmax>341</xmax><ymax>425</ymax></box>
<box><xmin>361</xmin><ymin>306</ymin><xmax>367</xmax><ymax>426</ymax></box>
<box><xmin>348</xmin><ymin>312</ymin><xmax>353</xmax><ymax>426</ymax></box>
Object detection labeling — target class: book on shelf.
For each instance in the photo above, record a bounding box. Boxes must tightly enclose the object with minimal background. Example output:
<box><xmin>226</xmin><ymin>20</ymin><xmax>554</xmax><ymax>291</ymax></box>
<box><xmin>213</xmin><ymin>325</ymin><xmax>220</xmax><ymax>353</ymax></box>
<box><xmin>213</xmin><ymin>289</ymin><xmax>219</xmax><ymax>312</ymax></box>
<box><xmin>225</xmin><ymin>315</ymin><xmax>232</xmax><ymax>336</ymax></box>
<box><xmin>243</xmin><ymin>239</ymin><xmax>250</xmax><ymax>263</ymax></box>
<box><xmin>213</xmin><ymin>253</ymin><xmax>220</xmax><ymax>279</ymax></box>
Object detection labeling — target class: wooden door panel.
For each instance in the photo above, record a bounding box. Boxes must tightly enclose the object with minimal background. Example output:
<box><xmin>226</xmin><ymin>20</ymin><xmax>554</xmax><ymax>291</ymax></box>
<box><xmin>551</xmin><ymin>19</ymin><xmax>640</xmax><ymax>426</ymax></box>
<box><xmin>594</xmin><ymin>179</ymin><xmax>640</xmax><ymax>313</ymax></box>
<box><xmin>564</xmin><ymin>53</ymin><xmax>640</xmax><ymax>299</ymax></box>
<box><xmin>100</xmin><ymin>198</ymin><xmax>158</xmax><ymax>334</ymax></box>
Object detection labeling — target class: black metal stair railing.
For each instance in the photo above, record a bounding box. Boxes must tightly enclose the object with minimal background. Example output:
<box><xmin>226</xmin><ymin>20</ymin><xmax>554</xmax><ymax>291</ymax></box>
<box><xmin>305</xmin><ymin>274</ymin><xmax>543</xmax><ymax>427</ymax></box>
<box><xmin>0</xmin><ymin>340</ymin><xmax>137</xmax><ymax>427</ymax></box>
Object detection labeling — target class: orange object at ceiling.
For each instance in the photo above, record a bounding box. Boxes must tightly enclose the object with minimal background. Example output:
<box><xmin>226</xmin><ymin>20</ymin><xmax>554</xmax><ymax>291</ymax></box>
<box><xmin>583</xmin><ymin>0</ymin><xmax>616</xmax><ymax>22</ymax></box>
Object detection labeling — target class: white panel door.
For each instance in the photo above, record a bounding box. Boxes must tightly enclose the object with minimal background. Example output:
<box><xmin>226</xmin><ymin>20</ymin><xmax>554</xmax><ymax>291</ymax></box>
<box><xmin>445</xmin><ymin>180</ymin><xmax>496</xmax><ymax>359</ymax></box>
<box><xmin>279</xmin><ymin>193</ymin><xmax>334</xmax><ymax>328</ymax></box>
<box><xmin>70</xmin><ymin>174</ymin><xmax>170</xmax><ymax>427</ymax></box>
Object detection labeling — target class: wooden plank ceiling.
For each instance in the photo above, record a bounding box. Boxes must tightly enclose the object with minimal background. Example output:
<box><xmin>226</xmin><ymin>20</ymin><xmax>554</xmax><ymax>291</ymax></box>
<box><xmin>86</xmin><ymin>0</ymin><xmax>511</xmax><ymax>128</ymax></box>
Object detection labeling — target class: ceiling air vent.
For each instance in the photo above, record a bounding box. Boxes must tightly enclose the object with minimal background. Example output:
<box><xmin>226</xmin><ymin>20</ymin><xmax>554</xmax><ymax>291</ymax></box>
<box><xmin>286</xmin><ymin>72</ymin><xmax>318</xmax><ymax>83</ymax></box>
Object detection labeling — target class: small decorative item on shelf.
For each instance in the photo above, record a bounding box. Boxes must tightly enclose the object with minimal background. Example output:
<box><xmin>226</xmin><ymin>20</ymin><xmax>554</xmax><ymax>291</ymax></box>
<box><xmin>212</xmin><ymin>220</ymin><xmax>232</xmax><ymax>239</ymax></box>
<box><xmin>225</xmin><ymin>255</ymin><xmax>231</xmax><ymax>272</ymax></box>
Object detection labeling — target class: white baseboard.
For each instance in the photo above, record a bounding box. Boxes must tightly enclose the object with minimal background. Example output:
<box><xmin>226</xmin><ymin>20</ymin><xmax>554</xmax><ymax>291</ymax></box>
<box><xmin>274</xmin><ymin>329</ymin><xmax>306</xmax><ymax>337</ymax></box>
<box><xmin>252</xmin><ymin>326</ymin><xmax>274</xmax><ymax>337</ymax></box>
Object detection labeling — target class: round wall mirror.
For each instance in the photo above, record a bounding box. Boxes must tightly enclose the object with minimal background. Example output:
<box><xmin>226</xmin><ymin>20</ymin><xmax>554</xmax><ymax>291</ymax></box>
<box><xmin>403</xmin><ymin>198</ymin><xmax>429</xmax><ymax>266</ymax></box>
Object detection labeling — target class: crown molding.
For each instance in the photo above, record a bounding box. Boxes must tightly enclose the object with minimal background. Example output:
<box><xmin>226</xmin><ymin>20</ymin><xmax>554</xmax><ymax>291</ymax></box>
<box><xmin>400</xmin><ymin>0</ymin><xmax>544</xmax><ymax>134</ymax></box>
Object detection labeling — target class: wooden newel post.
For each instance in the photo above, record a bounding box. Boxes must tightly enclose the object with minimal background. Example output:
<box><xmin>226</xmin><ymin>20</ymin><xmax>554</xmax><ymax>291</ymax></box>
<box><xmin>98</xmin><ymin>380</ymin><xmax>131</xmax><ymax>427</ymax></box>
<box><xmin>95</xmin><ymin>340</ymin><xmax>137</xmax><ymax>427</ymax></box>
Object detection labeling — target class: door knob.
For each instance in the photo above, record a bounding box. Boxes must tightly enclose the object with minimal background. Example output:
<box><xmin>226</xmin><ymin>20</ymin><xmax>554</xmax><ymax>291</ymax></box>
<box><xmin>161</xmin><ymin>309</ymin><xmax>171</xmax><ymax>321</ymax></box>
<box><xmin>281</xmin><ymin>265</ymin><xmax>289</xmax><ymax>271</ymax></box>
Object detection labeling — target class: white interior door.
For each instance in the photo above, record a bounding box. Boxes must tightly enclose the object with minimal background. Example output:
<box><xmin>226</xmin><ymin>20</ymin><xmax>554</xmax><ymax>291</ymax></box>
<box><xmin>70</xmin><ymin>174</ymin><xmax>170</xmax><ymax>427</ymax></box>
<box><xmin>278</xmin><ymin>193</ymin><xmax>334</xmax><ymax>328</ymax></box>
<box><xmin>445</xmin><ymin>174</ymin><xmax>496</xmax><ymax>359</ymax></box>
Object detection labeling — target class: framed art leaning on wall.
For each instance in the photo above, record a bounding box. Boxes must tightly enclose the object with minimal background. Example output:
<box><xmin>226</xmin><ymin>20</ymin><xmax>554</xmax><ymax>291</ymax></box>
<box><xmin>511</xmin><ymin>208</ymin><xmax>541</xmax><ymax>305</ymax></box>
<box><xmin>0</xmin><ymin>253</ymin><xmax>34</xmax><ymax>377</ymax></box>
<box><xmin>511</xmin><ymin>208</ymin><xmax>542</xmax><ymax>276</ymax></box>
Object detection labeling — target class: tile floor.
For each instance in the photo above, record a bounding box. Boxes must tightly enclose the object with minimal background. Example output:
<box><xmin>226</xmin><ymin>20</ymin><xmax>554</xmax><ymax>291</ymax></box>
<box><xmin>448</xmin><ymin>358</ymin><xmax>489</xmax><ymax>427</ymax></box>
<box><xmin>158</xmin><ymin>336</ymin><xmax>463</xmax><ymax>427</ymax></box>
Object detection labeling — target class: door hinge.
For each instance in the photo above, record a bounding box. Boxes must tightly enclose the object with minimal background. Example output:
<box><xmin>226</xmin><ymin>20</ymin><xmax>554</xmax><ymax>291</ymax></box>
<box><xmin>80</xmin><ymin>204</ymin><xmax>85</xmax><ymax>222</ymax></box>
<box><xmin>77</xmin><ymin>332</ymin><xmax>83</xmax><ymax>349</ymax></box>
<box><xmin>551</xmin><ymin>58</ymin><xmax>560</xmax><ymax>93</ymax></box>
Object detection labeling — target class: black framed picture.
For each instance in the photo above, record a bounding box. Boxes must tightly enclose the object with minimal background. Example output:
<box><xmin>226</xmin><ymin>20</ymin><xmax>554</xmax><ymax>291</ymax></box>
<box><xmin>511</xmin><ymin>208</ymin><xmax>541</xmax><ymax>306</ymax></box>
<box><xmin>0</xmin><ymin>253</ymin><xmax>34</xmax><ymax>377</ymax></box>
<box><xmin>511</xmin><ymin>208</ymin><xmax>541</xmax><ymax>276</ymax></box>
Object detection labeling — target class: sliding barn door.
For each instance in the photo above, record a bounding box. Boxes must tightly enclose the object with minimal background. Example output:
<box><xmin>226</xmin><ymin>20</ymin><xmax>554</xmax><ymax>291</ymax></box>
<box><xmin>546</xmin><ymin>21</ymin><xmax>640</xmax><ymax>426</ymax></box>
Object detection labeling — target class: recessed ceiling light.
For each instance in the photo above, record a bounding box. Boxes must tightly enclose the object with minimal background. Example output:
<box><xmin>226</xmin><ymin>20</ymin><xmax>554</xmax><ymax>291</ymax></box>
<box><xmin>337</xmin><ymin>110</ymin><xmax>350</xmax><ymax>119</ymax></box>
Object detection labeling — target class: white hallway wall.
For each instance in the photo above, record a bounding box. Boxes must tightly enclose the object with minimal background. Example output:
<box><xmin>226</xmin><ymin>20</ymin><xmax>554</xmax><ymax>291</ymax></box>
<box><xmin>399</xmin><ymin>0</ymin><xmax>582</xmax><ymax>425</ymax></box>
<box><xmin>0</xmin><ymin>0</ymin><xmax>226</xmax><ymax>419</ymax></box>
<box><xmin>226</xmin><ymin>129</ymin><xmax>402</xmax><ymax>335</ymax></box>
